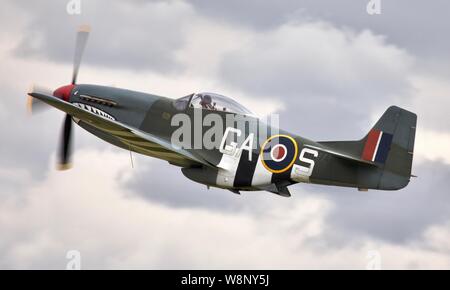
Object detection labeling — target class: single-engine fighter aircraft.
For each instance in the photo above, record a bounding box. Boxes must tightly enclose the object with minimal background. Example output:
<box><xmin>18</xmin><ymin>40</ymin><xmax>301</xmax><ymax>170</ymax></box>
<box><xmin>27</xmin><ymin>26</ymin><xmax>417</xmax><ymax>197</ymax></box>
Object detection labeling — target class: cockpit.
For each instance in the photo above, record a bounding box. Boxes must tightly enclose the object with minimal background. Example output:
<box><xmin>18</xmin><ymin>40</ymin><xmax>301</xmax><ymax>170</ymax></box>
<box><xmin>173</xmin><ymin>92</ymin><xmax>255</xmax><ymax>116</ymax></box>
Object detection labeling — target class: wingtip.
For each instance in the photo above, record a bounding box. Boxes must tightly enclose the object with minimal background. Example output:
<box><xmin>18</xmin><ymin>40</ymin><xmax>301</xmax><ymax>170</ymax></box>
<box><xmin>27</xmin><ymin>84</ymin><xmax>53</xmax><ymax>97</ymax></box>
<box><xmin>27</xmin><ymin>84</ymin><xmax>37</xmax><ymax>114</ymax></box>
<box><xmin>27</xmin><ymin>83</ymin><xmax>35</xmax><ymax>95</ymax></box>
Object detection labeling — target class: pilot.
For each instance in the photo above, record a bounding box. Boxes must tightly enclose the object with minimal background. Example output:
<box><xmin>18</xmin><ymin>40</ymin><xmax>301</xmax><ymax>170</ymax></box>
<box><xmin>200</xmin><ymin>95</ymin><xmax>214</xmax><ymax>110</ymax></box>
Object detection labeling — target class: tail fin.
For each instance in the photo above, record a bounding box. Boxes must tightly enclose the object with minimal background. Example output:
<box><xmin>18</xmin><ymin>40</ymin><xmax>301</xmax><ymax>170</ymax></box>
<box><xmin>361</xmin><ymin>106</ymin><xmax>417</xmax><ymax>189</ymax></box>
<box><xmin>319</xmin><ymin>106</ymin><xmax>417</xmax><ymax>190</ymax></box>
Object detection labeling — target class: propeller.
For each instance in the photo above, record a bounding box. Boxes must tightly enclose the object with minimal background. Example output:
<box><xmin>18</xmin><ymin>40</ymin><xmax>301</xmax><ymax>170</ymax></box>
<box><xmin>57</xmin><ymin>24</ymin><xmax>90</xmax><ymax>170</ymax></box>
<box><xmin>58</xmin><ymin>114</ymin><xmax>74</xmax><ymax>170</ymax></box>
<box><xmin>27</xmin><ymin>25</ymin><xmax>91</xmax><ymax>170</ymax></box>
<box><xmin>72</xmin><ymin>24</ymin><xmax>90</xmax><ymax>85</ymax></box>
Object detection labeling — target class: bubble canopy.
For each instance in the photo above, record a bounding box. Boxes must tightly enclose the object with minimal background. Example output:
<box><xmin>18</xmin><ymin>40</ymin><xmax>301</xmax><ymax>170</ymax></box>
<box><xmin>174</xmin><ymin>92</ymin><xmax>256</xmax><ymax>116</ymax></box>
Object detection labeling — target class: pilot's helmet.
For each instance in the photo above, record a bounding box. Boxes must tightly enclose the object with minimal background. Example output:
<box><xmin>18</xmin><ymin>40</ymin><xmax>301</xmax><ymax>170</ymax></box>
<box><xmin>202</xmin><ymin>94</ymin><xmax>212</xmax><ymax>104</ymax></box>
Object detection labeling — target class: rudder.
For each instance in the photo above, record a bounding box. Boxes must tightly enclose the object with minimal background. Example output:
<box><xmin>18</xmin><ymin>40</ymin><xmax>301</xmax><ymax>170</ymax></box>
<box><xmin>361</xmin><ymin>106</ymin><xmax>417</xmax><ymax>189</ymax></box>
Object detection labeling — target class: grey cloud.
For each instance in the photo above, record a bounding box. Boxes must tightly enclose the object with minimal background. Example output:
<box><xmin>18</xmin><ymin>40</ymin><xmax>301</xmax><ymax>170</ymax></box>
<box><xmin>125</xmin><ymin>156</ymin><xmax>288</xmax><ymax>213</ymax></box>
<box><xmin>126</xmin><ymin>153</ymin><xmax>450</xmax><ymax>247</ymax></box>
<box><xmin>189</xmin><ymin>0</ymin><xmax>305</xmax><ymax>29</ymax></box>
<box><xmin>321</xmin><ymin>160</ymin><xmax>450</xmax><ymax>244</ymax></box>
<box><xmin>126</xmin><ymin>157</ymin><xmax>243</xmax><ymax>211</ymax></box>
<box><xmin>13</xmin><ymin>0</ymin><xmax>194</xmax><ymax>74</ymax></box>
<box><xmin>191</xmin><ymin>0</ymin><xmax>450</xmax><ymax>61</ymax></box>
<box><xmin>0</xmin><ymin>84</ymin><xmax>59</xmax><ymax>179</ymax></box>
<box><xmin>218</xmin><ymin>22</ymin><xmax>414</xmax><ymax>139</ymax></box>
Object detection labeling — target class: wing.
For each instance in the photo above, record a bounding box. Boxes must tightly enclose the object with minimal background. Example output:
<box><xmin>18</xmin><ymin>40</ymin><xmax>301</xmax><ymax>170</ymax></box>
<box><xmin>28</xmin><ymin>91</ymin><xmax>214</xmax><ymax>168</ymax></box>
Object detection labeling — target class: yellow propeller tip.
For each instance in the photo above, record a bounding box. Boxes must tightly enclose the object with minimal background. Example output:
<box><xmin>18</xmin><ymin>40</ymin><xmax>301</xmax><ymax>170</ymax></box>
<box><xmin>79</xmin><ymin>24</ymin><xmax>91</xmax><ymax>33</ymax></box>
<box><xmin>26</xmin><ymin>95</ymin><xmax>33</xmax><ymax>114</ymax></box>
<box><xmin>57</xmin><ymin>163</ymin><xmax>73</xmax><ymax>171</ymax></box>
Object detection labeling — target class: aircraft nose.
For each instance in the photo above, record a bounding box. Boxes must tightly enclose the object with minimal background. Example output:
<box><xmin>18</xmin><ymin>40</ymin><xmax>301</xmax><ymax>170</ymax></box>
<box><xmin>53</xmin><ymin>84</ymin><xmax>75</xmax><ymax>102</ymax></box>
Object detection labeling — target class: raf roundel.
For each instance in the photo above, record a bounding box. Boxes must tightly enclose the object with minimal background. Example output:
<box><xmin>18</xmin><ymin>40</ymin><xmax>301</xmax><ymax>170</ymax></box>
<box><xmin>271</xmin><ymin>144</ymin><xmax>287</xmax><ymax>162</ymax></box>
<box><xmin>260</xmin><ymin>135</ymin><xmax>299</xmax><ymax>173</ymax></box>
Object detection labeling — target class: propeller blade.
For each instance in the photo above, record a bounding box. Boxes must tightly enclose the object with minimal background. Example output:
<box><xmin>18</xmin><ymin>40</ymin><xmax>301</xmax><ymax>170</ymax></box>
<box><xmin>71</xmin><ymin>24</ymin><xmax>91</xmax><ymax>85</ymax></box>
<box><xmin>27</xmin><ymin>84</ymin><xmax>54</xmax><ymax>114</ymax></box>
<box><xmin>57</xmin><ymin>114</ymin><xmax>73</xmax><ymax>170</ymax></box>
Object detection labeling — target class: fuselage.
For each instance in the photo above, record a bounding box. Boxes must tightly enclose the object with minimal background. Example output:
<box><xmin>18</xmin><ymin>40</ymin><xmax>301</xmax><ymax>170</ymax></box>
<box><xmin>66</xmin><ymin>84</ymin><xmax>402</xmax><ymax>193</ymax></box>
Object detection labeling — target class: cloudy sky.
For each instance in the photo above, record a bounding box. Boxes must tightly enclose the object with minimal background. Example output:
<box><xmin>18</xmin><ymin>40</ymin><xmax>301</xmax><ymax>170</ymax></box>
<box><xmin>1</xmin><ymin>0</ymin><xmax>450</xmax><ymax>269</ymax></box>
